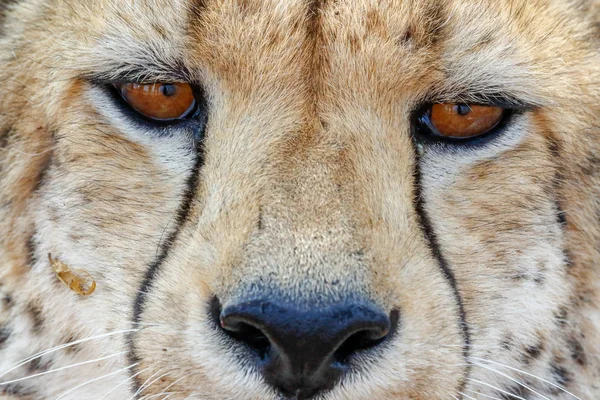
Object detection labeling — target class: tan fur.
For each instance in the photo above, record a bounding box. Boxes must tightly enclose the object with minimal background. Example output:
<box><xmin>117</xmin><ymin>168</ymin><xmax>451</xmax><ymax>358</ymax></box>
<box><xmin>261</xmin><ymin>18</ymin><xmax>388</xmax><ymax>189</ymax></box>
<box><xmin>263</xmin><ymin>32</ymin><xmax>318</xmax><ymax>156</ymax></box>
<box><xmin>0</xmin><ymin>0</ymin><xmax>598</xmax><ymax>399</ymax></box>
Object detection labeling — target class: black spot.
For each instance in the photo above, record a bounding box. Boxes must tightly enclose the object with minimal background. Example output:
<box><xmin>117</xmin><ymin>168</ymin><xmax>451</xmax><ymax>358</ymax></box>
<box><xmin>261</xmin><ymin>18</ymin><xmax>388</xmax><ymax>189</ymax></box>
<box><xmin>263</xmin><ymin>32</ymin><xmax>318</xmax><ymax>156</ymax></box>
<box><xmin>0</xmin><ymin>126</ymin><xmax>13</xmax><ymax>148</ymax></box>
<box><xmin>1</xmin><ymin>383</ymin><xmax>36</xmax><ymax>397</ymax></box>
<box><xmin>550</xmin><ymin>361</ymin><xmax>571</xmax><ymax>387</ymax></box>
<box><xmin>3</xmin><ymin>294</ymin><xmax>13</xmax><ymax>307</ymax></box>
<box><xmin>567</xmin><ymin>337</ymin><xmax>587</xmax><ymax>366</ymax></box>
<box><xmin>397</xmin><ymin>29</ymin><xmax>412</xmax><ymax>45</ymax></box>
<box><xmin>62</xmin><ymin>334</ymin><xmax>82</xmax><ymax>354</ymax></box>
<box><xmin>555</xmin><ymin>204</ymin><xmax>567</xmax><ymax>228</ymax></box>
<box><xmin>257</xmin><ymin>206</ymin><xmax>264</xmax><ymax>231</ymax></box>
<box><xmin>25</xmin><ymin>233</ymin><xmax>37</xmax><ymax>267</ymax></box>
<box><xmin>0</xmin><ymin>326</ymin><xmax>11</xmax><ymax>347</ymax></box>
<box><xmin>498</xmin><ymin>385</ymin><xmax>531</xmax><ymax>400</ymax></box>
<box><xmin>555</xmin><ymin>306</ymin><xmax>569</xmax><ymax>327</ymax></box>
<box><xmin>562</xmin><ymin>249</ymin><xmax>573</xmax><ymax>270</ymax></box>
<box><xmin>319</xmin><ymin>117</ymin><xmax>329</xmax><ymax>130</ymax></box>
<box><xmin>547</xmin><ymin>137</ymin><xmax>562</xmax><ymax>159</ymax></box>
<box><xmin>522</xmin><ymin>342</ymin><xmax>544</xmax><ymax>364</ymax></box>
<box><xmin>26</xmin><ymin>356</ymin><xmax>51</xmax><ymax>373</ymax></box>
<box><xmin>500</xmin><ymin>334</ymin><xmax>513</xmax><ymax>350</ymax></box>
<box><xmin>27</xmin><ymin>302</ymin><xmax>44</xmax><ymax>333</ymax></box>
<box><xmin>31</xmin><ymin>146</ymin><xmax>54</xmax><ymax>194</ymax></box>
<box><xmin>511</xmin><ymin>273</ymin><xmax>527</xmax><ymax>281</ymax></box>
<box><xmin>349</xmin><ymin>249</ymin><xmax>364</xmax><ymax>260</ymax></box>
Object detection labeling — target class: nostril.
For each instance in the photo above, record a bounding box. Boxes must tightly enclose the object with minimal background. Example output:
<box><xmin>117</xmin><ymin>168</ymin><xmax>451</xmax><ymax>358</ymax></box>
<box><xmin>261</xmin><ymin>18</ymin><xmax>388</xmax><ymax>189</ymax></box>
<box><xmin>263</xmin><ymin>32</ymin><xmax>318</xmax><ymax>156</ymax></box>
<box><xmin>334</xmin><ymin>309</ymin><xmax>399</xmax><ymax>364</ymax></box>
<box><xmin>220</xmin><ymin>318</ymin><xmax>271</xmax><ymax>360</ymax></box>
<box><xmin>211</xmin><ymin>297</ymin><xmax>272</xmax><ymax>360</ymax></box>
<box><xmin>334</xmin><ymin>328</ymin><xmax>386</xmax><ymax>363</ymax></box>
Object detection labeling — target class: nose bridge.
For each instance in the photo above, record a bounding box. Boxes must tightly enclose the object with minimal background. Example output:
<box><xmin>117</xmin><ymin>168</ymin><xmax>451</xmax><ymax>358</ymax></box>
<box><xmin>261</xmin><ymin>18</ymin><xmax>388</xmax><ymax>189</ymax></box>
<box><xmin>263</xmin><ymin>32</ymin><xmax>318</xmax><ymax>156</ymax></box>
<box><xmin>229</xmin><ymin>133</ymin><xmax>372</xmax><ymax>306</ymax></box>
<box><xmin>266</xmin><ymin>138</ymin><xmax>354</xmax><ymax>242</ymax></box>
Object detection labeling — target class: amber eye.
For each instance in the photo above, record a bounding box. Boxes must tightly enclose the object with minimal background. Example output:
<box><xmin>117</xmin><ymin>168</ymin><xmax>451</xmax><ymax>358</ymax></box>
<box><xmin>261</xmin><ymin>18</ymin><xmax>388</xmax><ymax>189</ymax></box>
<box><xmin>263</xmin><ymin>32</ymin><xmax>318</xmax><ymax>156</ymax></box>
<box><xmin>424</xmin><ymin>104</ymin><xmax>505</xmax><ymax>139</ymax></box>
<box><xmin>115</xmin><ymin>82</ymin><xmax>196</xmax><ymax>121</ymax></box>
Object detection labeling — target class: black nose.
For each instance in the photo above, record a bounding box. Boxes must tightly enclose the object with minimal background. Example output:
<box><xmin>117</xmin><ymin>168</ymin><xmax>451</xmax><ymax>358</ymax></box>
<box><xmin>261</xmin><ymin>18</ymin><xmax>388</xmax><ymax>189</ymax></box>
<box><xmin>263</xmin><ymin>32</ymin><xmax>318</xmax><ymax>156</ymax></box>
<box><xmin>214</xmin><ymin>298</ymin><xmax>398</xmax><ymax>399</ymax></box>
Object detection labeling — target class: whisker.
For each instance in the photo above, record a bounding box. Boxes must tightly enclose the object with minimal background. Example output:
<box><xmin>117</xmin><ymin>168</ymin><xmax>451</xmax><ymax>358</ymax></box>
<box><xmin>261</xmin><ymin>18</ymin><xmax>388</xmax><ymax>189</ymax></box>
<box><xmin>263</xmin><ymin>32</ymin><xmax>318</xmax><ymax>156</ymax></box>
<box><xmin>469</xmin><ymin>378</ymin><xmax>528</xmax><ymax>400</ymax></box>
<box><xmin>160</xmin><ymin>376</ymin><xmax>185</xmax><ymax>394</ymax></box>
<box><xmin>137</xmin><ymin>370</ymin><xmax>172</xmax><ymax>398</ymax></box>
<box><xmin>0</xmin><ymin>329</ymin><xmax>138</xmax><ymax>379</ymax></box>
<box><xmin>458</xmin><ymin>391</ymin><xmax>478</xmax><ymax>400</ymax></box>
<box><xmin>469</xmin><ymin>356</ymin><xmax>582</xmax><ymax>400</ymax></box>
<box><xmin>141</xmin><ymin>392</ymin><xmax>181</xmax><ymax>400</ymax></box>
<box><xmin>141</xmin><ymin>377</ymin><xmax>185</xmax><ymax>400</ymax></box>
<box><xmin>131</xmin><ymin>368</ymin><xmax>167</xmax><ymax>399</ymax></box>
<box><xmin>0</xmin><ymin>351</ymin><xmax>125</xmax><ymax>386</ymax></box>
<box><xmin>52</xmin><ymin>363</ymin><xmax>139</xmax><ymax>400</ymax></box>
<box><xmin>98</xmin><ymin>367</ymin><xmax>150</xmax><ymax>400</ymax></box>
<box><xmin>470</xmin><ymin>359</ymin><xmax>551</xmax><ymax>400</ymax></box>
<box><xmin>463</xmin><ymin>389</ymin><xmax>502</xmax><ymax>400</ymax></box>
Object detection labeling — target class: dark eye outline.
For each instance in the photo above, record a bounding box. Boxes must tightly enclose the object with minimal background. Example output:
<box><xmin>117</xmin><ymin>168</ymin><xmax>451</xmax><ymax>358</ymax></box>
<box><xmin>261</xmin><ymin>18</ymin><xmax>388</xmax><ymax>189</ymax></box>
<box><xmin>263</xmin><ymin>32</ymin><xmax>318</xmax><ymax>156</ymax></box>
<box><xmin>103</xmin><ymin>82</ymin><xmax>209</xmax><ymax>140</ymax></box>
<box><xmin>413</xmin><ymin>103</ymin><xmax>515</xmax><ymax>146</ymax></box>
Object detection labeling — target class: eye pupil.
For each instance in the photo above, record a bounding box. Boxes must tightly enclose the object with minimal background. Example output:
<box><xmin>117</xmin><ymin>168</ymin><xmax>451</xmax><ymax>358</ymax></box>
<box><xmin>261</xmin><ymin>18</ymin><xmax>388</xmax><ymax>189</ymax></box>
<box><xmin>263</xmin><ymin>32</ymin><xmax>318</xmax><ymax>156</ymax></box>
<box><xmin>161</xmin><ymin>84</ymin><xmax>177</xmax><ymax>97</ymax></box>
<box><xmin>455</xmin><ymin>104</ymin><xmax>471</xmax><ymax>116</ymax></box>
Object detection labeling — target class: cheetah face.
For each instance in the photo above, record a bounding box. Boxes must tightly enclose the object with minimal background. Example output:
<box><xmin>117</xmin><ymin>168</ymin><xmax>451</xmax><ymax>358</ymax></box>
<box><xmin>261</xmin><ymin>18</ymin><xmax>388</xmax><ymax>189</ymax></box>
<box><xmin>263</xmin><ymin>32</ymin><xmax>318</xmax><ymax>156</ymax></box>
<box><xmin>0</xmin><ymin>0</ymin><xmax>598</xmax><ymax>399</ymax></box>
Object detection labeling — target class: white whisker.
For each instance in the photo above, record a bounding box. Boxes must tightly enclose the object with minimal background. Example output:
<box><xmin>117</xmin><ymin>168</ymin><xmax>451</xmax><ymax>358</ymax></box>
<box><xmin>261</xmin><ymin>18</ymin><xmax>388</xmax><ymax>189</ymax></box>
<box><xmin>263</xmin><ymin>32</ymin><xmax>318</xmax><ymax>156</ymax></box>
<box><xmin>131</xmin><ymin>368</ymin><xmax>167</xmax><ymax>399</ymax></box>
<box><xmin>52</xmin><ymin>363</ymin><xmax>139</xmax><ymax>400</ymax></box>
<box><xmin>0</xmin><ymin>351</ymin><xmax>125</xmax><ymax>386</ymax></box>
<box><xmin>141</xmin><ymin>376</ymin><xmax>185</xmax><ymax>400</ymax></box>
<box><xmin>458</xmin><ymin>391</ymin><xmax>478</xmax><ymax>400</ymax></box>
<box><xmin>470</xmin><ymin>359</ymin><xmax>551</xmax><ymax>400</ymax></box>
<box><xmin>469</xmin><ymin>378</ymin><xmax>528</xmax><ymax>400</ymax></box>
<box><xmin>0</xmin><ymin>329</ymin><xmax>138</xmax><ymax>379</ymax></box>
<box><xmin>469</xmin><ymin>356</ymin><xmax>582</xmax><ymax>400</ymax></box>
<box><xmin>137</xmin><ymin>371</ymin><xmax>172</xmax><ymax>397</ymax></box>
<box><xmin>160</xmin><ymin>376</ymin><xmax>185</xmax><ymax>394</ymax></box>
<box><xmin>98</xmin><ymin>367</ymin><xmax>150</xmax><ymax>400</ymax></box>
<box><xmin>464</xmin><ymin>389</ymin><xmax>502</xmax><ymax>400</ymax></box>
<box><xmin>141</xmin><ymin>392</ymin><xmax>181</xmax><ymax>400</ymax></box>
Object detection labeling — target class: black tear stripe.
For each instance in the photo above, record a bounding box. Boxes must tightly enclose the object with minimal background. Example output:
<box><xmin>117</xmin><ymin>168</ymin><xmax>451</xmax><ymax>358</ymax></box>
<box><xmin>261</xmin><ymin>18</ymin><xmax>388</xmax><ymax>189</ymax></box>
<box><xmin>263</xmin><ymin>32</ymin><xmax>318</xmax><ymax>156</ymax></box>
<box><xmin>412</xmin><ymin>152</ymin><xmax>472</xmax><ymax>398</ymax></box>
<box><xmin>127</xmin><ymin>151</ymin><xmax>204</xmax><ymax>394</ymax></box>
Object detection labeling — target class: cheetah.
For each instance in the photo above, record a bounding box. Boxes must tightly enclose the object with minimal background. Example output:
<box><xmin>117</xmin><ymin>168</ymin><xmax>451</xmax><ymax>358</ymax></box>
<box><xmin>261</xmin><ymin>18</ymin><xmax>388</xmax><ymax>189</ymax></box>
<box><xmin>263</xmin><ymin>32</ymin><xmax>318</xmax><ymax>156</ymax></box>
<box><xmin>0</xmin><ymin>0</ymin><xmax>599</xmax><ymax>399</ymax></box>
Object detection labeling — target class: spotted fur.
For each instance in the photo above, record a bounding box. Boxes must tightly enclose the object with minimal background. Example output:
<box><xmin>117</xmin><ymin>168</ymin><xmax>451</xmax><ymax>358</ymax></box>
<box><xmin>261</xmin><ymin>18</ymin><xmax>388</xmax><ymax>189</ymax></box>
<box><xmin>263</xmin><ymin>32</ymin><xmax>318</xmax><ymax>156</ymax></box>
<box><xmin>0</xmin><ymin>0</ymin><xmax>599</xmax><ymax>399</ymax></box>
